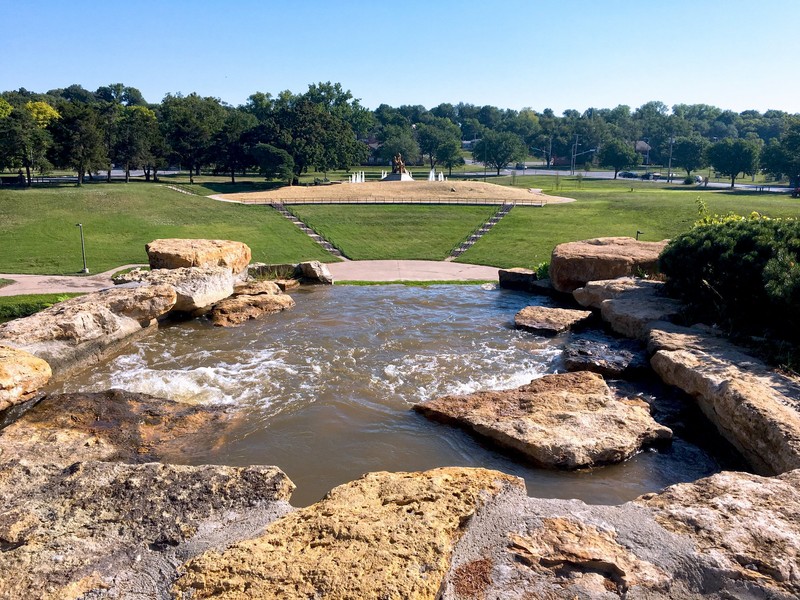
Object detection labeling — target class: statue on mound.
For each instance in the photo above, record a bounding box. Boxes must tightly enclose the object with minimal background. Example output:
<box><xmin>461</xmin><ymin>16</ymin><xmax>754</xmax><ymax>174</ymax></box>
<box><xmin>392</xmin><ymin>153</ymin><xmax>406</xmax><ymax>174</ymax></box>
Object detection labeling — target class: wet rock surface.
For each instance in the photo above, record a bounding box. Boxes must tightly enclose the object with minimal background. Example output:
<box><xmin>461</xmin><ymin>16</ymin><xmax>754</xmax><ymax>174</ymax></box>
<box><xmin>0</xmin><ymin>389</ymin><xmax>235</xmax><ymax>465</ymax></box>
<box><xmin>550</xmin><ymin>237</ymin><xmax>668</xmax><ymax>293</ymax></box>
<box><xmin>0</xmin><ymin>285</ymin><xmax>176</xmax><ymax>378</ymax></box>
<box><xmin>115</xmin><ymin>266</ymin><xmax>235</xmax><ymax>312</ymax></box>
<box><xmin>145</xmin><ymin>238</ymin><xmax>251</xmax><ymax>274</ymax></box>
<box><xmin>498</xmin><ymin>267</ymin><xmax>537</xmax><ymax>291</ymax></box>
<box><xmin>563</xmin><ymin>337</ymin><xmax>649</xmax><ymax>378</ymax></box>
<box><xmin>173</xmin><ymin>468</ymin><xmax>521</xmax><ymax>600</ymax></box>
<box><xmin>0</xmin><ymin>461</ymin><xmax>294</xmax><ymax>600</ymax></box>
<box><xmin>514</xmin><ymin>306</ymin><xmax>593</xmax><ymax>335</ymax></box>
<box><xmin>0</xmin><ymin>345</ymin><xmax>51</xmax><ymax>410</ymax></box>
<box><xmin>209</xmin><ymin>293</ymin><xmax>295</xmax><ymax>327</ymax></box>
<box><xmin>649</xmin><ymin>322</ymin><xmax>800</xmax><ymax>475</ymax></box>
<box><xmin>414</xmin><ymin>371</ymin><xmax>672</xmax><ymax>469</ymax></box>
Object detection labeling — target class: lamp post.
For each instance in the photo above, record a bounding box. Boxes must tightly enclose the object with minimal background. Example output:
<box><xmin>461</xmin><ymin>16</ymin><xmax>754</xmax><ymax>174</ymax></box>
<box><xmin>75</xmin><ymin>223</ymin><xmax>89</xmax><ymax>274</ymax></box>
<box><xmin>667</xmin><ymin>136</ymin><xmax>675</xmax><ymax>183</ymax></box>
<box><xmin>570</xmin><ymin>134</ymin><xmax>580</xmax><ymax>175</ymax></box>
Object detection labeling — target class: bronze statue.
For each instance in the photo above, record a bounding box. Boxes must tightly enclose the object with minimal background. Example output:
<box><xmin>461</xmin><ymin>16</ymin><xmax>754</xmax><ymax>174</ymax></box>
<box><xmin>392</xmin><ymin>153</ymin><xmax>406</xmax><ymax>174</ymax></box>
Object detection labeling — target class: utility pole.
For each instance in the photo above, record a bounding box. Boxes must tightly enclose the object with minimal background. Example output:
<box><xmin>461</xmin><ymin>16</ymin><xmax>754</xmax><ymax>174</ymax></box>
<box><xmin>75</xmin><ymin>223</ymin><xmax>89</xmax><ymax>274</ymax></box>
<box><xmin>667</xmin><ymin>136</ymin><xmax>675</xmax><ymax>183</ymax></box>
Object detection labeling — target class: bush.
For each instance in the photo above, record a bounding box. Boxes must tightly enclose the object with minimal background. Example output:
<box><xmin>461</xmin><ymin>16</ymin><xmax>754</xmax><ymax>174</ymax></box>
<box><xmin>660</xmin><ymin>215</ymin><xmax>800</xmax><ymax>340</ymax></box>
<box><xmin>683</xmin><ymin>176</ymin><xmax>695</xmax><ymax>185</ymax></box>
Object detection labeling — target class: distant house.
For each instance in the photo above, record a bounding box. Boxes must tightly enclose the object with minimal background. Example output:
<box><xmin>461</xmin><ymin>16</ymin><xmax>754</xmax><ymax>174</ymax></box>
<box><xmin>635</xmin><ymin>140</ymin><xmax>652</xmax><ymax>164</ymax></box>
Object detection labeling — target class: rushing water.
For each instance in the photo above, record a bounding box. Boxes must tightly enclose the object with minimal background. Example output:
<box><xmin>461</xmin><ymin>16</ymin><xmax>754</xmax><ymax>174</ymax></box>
<box><xmin>55</xmin><ymin>284</ymin><xmax>739</xmax><ymax>506</ymax></box>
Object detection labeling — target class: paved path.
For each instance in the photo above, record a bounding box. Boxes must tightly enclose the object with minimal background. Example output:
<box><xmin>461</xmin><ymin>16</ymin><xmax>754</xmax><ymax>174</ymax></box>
<box><xmin>0</xmin><ymin>261</ymin><xmax>499</xmax><ymax>296</ymax></box>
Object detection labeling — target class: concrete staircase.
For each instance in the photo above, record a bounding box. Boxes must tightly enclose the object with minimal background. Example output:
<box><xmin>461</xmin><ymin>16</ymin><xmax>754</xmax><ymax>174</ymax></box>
<box><xmin>448</xmin><ymin>204</ymin><xmax>514</xmax><ymax>260</ymax></box>
<box><xmin>271</xmin><ymin>203</ymin><xmax>346</xmax><ymax>259</ymax></box>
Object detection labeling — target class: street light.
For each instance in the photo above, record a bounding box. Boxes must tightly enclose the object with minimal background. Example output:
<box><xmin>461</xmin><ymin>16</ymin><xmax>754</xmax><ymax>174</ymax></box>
<box><xmin>75</xmin><ymin>223</ymin><xmax>89</xmax><ymax>274</ymax></box>
<box><xmin>667</xmin><ymin>136</ymin><xmax>675</xmax><ymax>183</ymax></box>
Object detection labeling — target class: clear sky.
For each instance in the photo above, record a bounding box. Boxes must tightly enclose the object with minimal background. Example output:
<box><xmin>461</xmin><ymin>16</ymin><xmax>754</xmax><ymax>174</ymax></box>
<box><xmin>2</xmin><ymin>0</ymin><xmax>799</xmax><ymax>115</ymax></box>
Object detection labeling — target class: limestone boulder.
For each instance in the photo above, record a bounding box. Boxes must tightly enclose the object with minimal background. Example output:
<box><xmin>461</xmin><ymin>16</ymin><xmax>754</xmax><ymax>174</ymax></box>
<box><xmin>0</xmin><ymin>285</ymin><xmax>176</xmax><ymax>378</ymax></box>
<box><xmin>514</xmin><ymin>305</ymin><xmax>593</xmax><ymax>335</ymax></box>
<box><xmin>0</xmin><ymin>346</ymin><xmax>52</xmax><ymax>411</ymax></box>
<box><xmin>563</xmin><ymin>337</ymin><xmax>649</xmax><ymax>379</ymax></box>
<box><xmin>414</xmin><ymin>371</ymin><xmax>672</xmax><ymax>469</ymax></box>
<box><xmin>233</xmin><ymin>280</ymin><xmax>282</xmax><ymax>295</ymax></box>
<box><xmin>276</xmin><ymin>278</ymin><xmax>301</xmax><ymax>291</ymax></box>
<box><xmin>499</xmin><ymin>267</ymin><xmax>537</xmax><ymax>291</ymax></box>
<box><xmin>146</xmin><ymin>238</ymin><xmax>251</xmax><ymax>274</ymax></box>
<box><xmin>115</xmin><ymin>266</ymin><xmax>235</xmax><ymax>312</ymax></box>
<box><xmin>0</xmin><ymin>389</ymin><xmax>235</xmax><ymax>465</ymax></box>
<box><xmin>299</xmin><ymin>260</ymin><xmax>334</xmax><ymax>284</ymax></box>
<box><xmin>573</xmin><ymin>276</ymin><xmax>661</xmax><ymax>309</ymax></box>
<box><xmin>209</xmin><ymin>293</ymin><xmax>295</xmax><ymax>327</ymax></box>
<box><xmin>173</xmin><ymin>468</ymin><xmax>522</xmax><ymax>600</ymax></box>
<box><xmin>550</xmin><ymin>237</ymin><xmax>668</xmax><ymax>293</ymax></box>
<box><xmin>0</xmin><ymin>461</ymin><xmax>294</xmax><ymax>600</ymax></box>
<box><xmin>648</xmin><ymin>322</ymin><xmax>800</xmax><ymax>475</ymax></box>
<box><xmin>246</xmin><ymin>261</ymin><xmax>333</xmax><ymax>285</ymax></box>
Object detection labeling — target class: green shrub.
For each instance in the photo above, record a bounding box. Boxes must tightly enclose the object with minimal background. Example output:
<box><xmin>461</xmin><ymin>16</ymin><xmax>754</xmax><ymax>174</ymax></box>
<box><xmin>534</xmin><ymin>261</ymin><xmax>550</xmax><ymax>280</ymax></box>
<box><xmin>660</xmin><ymin>215</ymin><xmax>800</xmax><ymax>340</ymax></box>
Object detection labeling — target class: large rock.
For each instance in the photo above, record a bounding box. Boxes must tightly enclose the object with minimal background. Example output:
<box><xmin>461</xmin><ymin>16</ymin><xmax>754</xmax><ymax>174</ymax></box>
<box><xmin>0</xmin><ymin>285</ymin><xmax>176</xmax><ymax>379</ymax></box>
<box><xmin>514</xmin><ymin>305</ymin><xmax>593</xmax><ymax>335</ymax></box>
<box><xmin>499</xmin><ymin>267</ymin><xmax>537</xmax><ymax>291</ymax></box>
<box><xmin>299</xmin><ymin>260</ymin><xmax>334</xmax><ymax>284</ymax></box>
<box><xmin>209</xmin><ymin>293</ymin><xmax>295</xmax><ymax>327</ymax></box>
<box><xmin>146</xmin><ymin>238</ymin><xmax>251</xmax><ymax>274</ymax></box>
<box><xmin>247</xmin><ymin>261</ymin><xmax>333</xmax><ymax>285</ymax></box>
<box><xmin>648</xmin><ymin>322</ymin><xmax>800</xmax><ymax>475</ymax></box>
<box><xmin>0</xmin><ymin>345</ymin><xmax>52</xmax><ymax>411</ymax></box>
<box><xmin>563</xmin><ymin>337</ymin><xmax>649</xmax><ymax>379</ymax></box>
<box><xmin>414</xmin><ymin>371</ymin><xmax>672</xmax><ymax>469</ymax></box>
<box><xmin>0</xmin><ymin>461</ymin><xmax>294</xmax><ymax>600</ymax></box>
<box><xmin>550</xmin><ymin>237</ymin><xmax>668</xmax><ymax>293</ymax></box>
<box><xmin>439</xmin><ymin>468</ymin><xmax>800</xmax><ymax>599</ymax></box>
<box><xmin>0</xmin><ymin>389</ymin><xmax>234</xmax><ymax>465</ymax></box>
<box><xmin>173</xmin><ymin>468</ymin><xmax>521</xmax><ymax>599</ymax></box>
<box><xmin>573</xmin><ymin>278</ymin><xmax>683</xmax><ymax>340</ymax></box>
<box><xmin>115</xmin><ymin>267</ymin><xmax>235</xmax><ymax>312</ymax></box>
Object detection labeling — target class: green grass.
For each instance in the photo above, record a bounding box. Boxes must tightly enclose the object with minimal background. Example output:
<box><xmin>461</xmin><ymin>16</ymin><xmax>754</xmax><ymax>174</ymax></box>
<box><xmin>458</xmin><ymin>185</ymin><xmax>800</xmax><ymax>269</ymax></box>
<box><xmin>0</xmin><ymin>279</ymin><xmax>13</xmax><ymax>288</ymax></box>
<box><xmin>289</xmin><ymin>204</ymin><xmax>497</xmax><ymax>260</ymax></box>
<box><xmin>0</xmin><ymin>182</ymin><xmax>338</xmax><ymax>274</ymax></box>
<box><xmin>0</xmin><ymin>293</ymin><xmax>83</xmax><ymax>322</ymax></box>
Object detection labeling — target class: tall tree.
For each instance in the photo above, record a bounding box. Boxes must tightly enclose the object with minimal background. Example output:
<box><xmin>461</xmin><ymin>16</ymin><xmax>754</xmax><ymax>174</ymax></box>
<box><xmin>760</xmin><ymin>118</ymin><xmax>800</xmax><ymax>186</ymax></box>
<box><xmin>213</xmin><ymin>108</ymin><xmax>258</xmax><ymax>183</ymax></box>
<box><xmin>597</xmin><ymin>139</ymin><xmax>639</xmax><ymax>178</ymax></box>
<box><xmin>160</xmin><ymin>93</ymin><xmax>225</xmax><ymax>183</ymax></box>
<box><xmin>114</xmin><ymin>105</ymin><xmax>158</xmax><ymax>182</ymax></box>
<box><xmin>416</xmin><ymin>117</ymin><xmax>462</xmax><ymax>170</ymax></box>
<box><xmin>707</xmin><ymin>138</ymin><xmax>760</xmax><ymax>188</ymax></box>
<box><xmin>0</xmin><ymin>101</ymin><xmax>59</xmax><ymax>185</ymax></box>
<box><xmin>672</xmin><ymin>136</ymin><xmax>709</xmax><ymax>177</ymax></box>
<box><xmin>251</xmin><ymin>143</ymin><xmax>294</xmax><ymax>184</ymax></box>
<box><xmin>472</xmin><ymin>130</ymin><xmax>526</xmax><ymax>175</ymax></box>
<box><xmin>49</xmin><ymin>102</ymin><xmax>106</xmax><ymax>185</ymax></box>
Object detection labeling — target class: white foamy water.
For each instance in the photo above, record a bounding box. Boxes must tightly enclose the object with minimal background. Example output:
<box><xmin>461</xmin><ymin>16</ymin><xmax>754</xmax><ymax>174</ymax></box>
<box><xmin>54</xmin><ymin>284</ymin><xmax>737</xmax><ymax>506</ymax></box>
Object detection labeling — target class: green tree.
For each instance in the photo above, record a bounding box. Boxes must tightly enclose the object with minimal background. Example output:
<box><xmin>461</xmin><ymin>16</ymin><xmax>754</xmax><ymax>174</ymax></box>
<box><xmin>672</xmin><ymin>136</ymin><xmax>709</xmax><ymax>177</ymax></box>
<box><xmin>416</xmin><ymin>117</ymin><xmax>462</xmax><ymax>170</ymax></box>
<box><xmin>213</xmin><ymin>107</ymin><xmax>258</xmax><ymax>183</ymax></box>
<box><xmin>376</xmin><ymin>125</ymin><xmax>420</xmax><ymax>167</ymax></box>
<box><xmin>49</xmin><ymin>102</ymin><xmax>106</xmax><ymax>185</ymax></box>
<box><xmin>160</xmin><ymin>93</ymin><xmax>225</xmax><ymax>183</ymax></box>
<box><xmin>597</xmin><ymin>139</ymin><xmax>639</xmax><ymax>178</ymax></box>
<box><xmin>472</xmin><ymin>130</ymin><xmax>526</xmax><ymax>175</ymax></box>
<box><xmin>707</xmin><ymin>138</ymin><xmax>760</xmax><ymax>188</ymax></box>
<box><xmin>760</xmin><ymin>118</ymin><xmax>800</xmax><ymax>186</ymax></box>
<box><xmin>252</xmin><ymin>143</ymin><xmax>294</xmax><ymax>184</ymax></box>
<box><xmin>114</xmin><ymin>105</ymin><xmax>158</xmax><ymax>182</ymax></box>
<box><xmin>0</xmin><ymin>101</ymin><xmax>59</xmax><ymax>185</ymax></box>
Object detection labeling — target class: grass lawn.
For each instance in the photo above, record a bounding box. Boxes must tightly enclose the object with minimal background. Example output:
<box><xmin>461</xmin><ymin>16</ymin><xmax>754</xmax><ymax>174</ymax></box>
<box><xmin>0</xmin><ymin>279</ymin><xmax>13</xmax><ymax>288</ymax></box>
<box><xmin>0</xmin><ymin>182</ymin><xmax>336</xmax><ymax>274</ymax></box>
<box><xmin>459</xmin><ymin>185</ymin><xmax>800</xmax><ymax>269</ymax></box>
<box><xmin>0</xmin><ymin>293</ymin><xmax>84</xmax><ymax>322</ymax></box>
<box><xmin>289</xmin><ymin>204</ymin><xmax>497</xmax><ymax>260</ymax></box>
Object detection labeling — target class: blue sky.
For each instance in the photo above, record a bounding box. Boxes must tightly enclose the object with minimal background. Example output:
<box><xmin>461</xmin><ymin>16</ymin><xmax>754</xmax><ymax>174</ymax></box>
<box><xmin>2</xmin><ymin>0</ymin><xmax>798</xmax><ymax>114</ymax></box>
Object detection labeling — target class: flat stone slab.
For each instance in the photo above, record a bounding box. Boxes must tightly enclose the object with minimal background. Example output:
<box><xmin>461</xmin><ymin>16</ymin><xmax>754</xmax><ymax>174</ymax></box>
<box><xmin>499</xmin><ymin>267</ymin><xmax>537</xmax><ymax>291</ymax></box>
<box><xmin>414</xmin><ymin>371</ymin><xmax>672</xmax><ymax>469</ymax></box>
<box><xmin>514</xmin><ymin>305</ymin><xmax>593</xmax><ymax>335</ymax></box>
<box><xmin>146</xmin><ymin>238</ymin><xmax>251</xmax><ymax>273</ymax></box>
<box><xmin>0</xmin><ymin>345</ymin><xmax>51</xmax><ymax>410</ymax></box>
<box><xmin>173</xmin><ymin>468</ymin><xmax>521</xmax><ymax>599</ymax></box>
<box><xmin>648</xmin><ymin>322</ymin><xmax>800</xmax><ymax>475</ymax></box>
<box><xmin>550</xmin><ymin>237</ymin><xmax>668</xmax><ymax>293</ymax></box>
<box><xmin>115</xmin><ymin>266</ymin><xmax>235</xmax><ymax>312</ymax></box>
<box><xmin>563</xmin><ymin>337</ymin><xmax>649</xmax><ymax>379</ymax></box>
<box><xmin>209</xmin><ymin>293</ymin><xmax>295</xmax><ymax>327</ymax></box>
<box><xmin>0</xmin><ymin>389</ymin><xmax>236</xmax><ymax>465</ymax></box>
<box><xmin>0</xmin><ymin>461</ymin><xmax>294</xmax><ymax>600</ymax></box>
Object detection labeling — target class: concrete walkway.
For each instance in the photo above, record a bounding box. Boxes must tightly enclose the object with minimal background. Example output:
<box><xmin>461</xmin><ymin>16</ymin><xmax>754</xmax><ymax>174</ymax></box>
<box><xmin>0</xmin><ymin>261</ymin><xmax>499</xmax><ymax>297</ymax></box>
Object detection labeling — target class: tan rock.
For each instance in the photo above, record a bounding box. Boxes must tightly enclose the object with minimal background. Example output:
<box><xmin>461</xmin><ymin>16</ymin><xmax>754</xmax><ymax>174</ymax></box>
<box><xmin>414</xmin><ymin>371</ymin><xmax>672</xmax><ymax>469</ymax></box>
<box><xmin>638</xmin><ymin>469</ymin><xmax>800</xmax><ymax>595</ymax></box>
<box><xmin>116</xmin><ymin>267</ymin><xmax>235</xmax><ymax>312</ymax></box>
<box><xmin>0</xmin><ymin>285</ymin><xmax>176</xmax><ymax>378</ymax></box>
<box><xmin>499</xmin><ymin>267</ymin><xmax>537</xmax><ymax>291</ymax></box>
<box><xmin>146</xmin><ymin>238</ymin><xmax>251</xmax><ymax>273</ymax></box>
<box><xmin>0</xmin><ymin>389</ymin><xmax>235</xmax><ymax>464</ymax></box>
<box><xmin>514</xmin><ymin>305</ymin><xmax>593</xmax><ymax>335</ymax></box>
<box><xmin>209</xmin><ymin>293</ymin><xmax>295</xmax><ymax>327</ymax></box>
<box><xmin>233</xmin><ymin>280</ymin><xmax>282</xmax><ymax>295</ymax></box>
<box><xmin>550</xmin><ymin>237</ymin><xmax>668</xmax><ymax>293</ymax></box>
<box><xmin>173</xmin><ymin>468</ymin><xmax>522</xmax><ymax>599</ymax></box>
<box><xmin>648</xmin><ymin>323</ymin><xmax>800</xmax><ymax>474</ymax></box>
<box><xmin>573</xmin><ymin>276</ymin><xmax>659</xmax><ymax>309</ymax></box>
<box><xmin>276</xmin><ymin>278</ymin><xmax>300</xmax><ymax>291</ymax></box>
<box><xmin>0</xmin><ymin>345</ymin><xmax>52</xmax><ymax>410</ymax></box>
<box><xmin>299</xmin><ymin>260</ymin><xmax>334</xmax><ymax>284</ymax></box>
<box><xmin>0</xmin><ymin>461</ymin><xmax>294</xmax><ymax>600</ymax></box>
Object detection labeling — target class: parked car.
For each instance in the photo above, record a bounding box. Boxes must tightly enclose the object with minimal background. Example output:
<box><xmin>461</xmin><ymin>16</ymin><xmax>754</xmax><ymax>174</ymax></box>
<box><xmin>641</xmin><ymin>172</ymin><xmax>662</xmax><ymax>180</ymax></box>
<box><xmin>618</xmin><ymin>171</ymin><xmax>637</xmax><ymax>178</ymax></box>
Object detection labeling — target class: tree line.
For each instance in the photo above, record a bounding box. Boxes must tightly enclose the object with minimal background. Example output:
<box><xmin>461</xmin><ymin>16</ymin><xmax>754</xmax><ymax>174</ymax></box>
<box><xmin>1</xmin><ymin>82</ymin><xmax>799</xmax><ymax>188</ymax></box>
